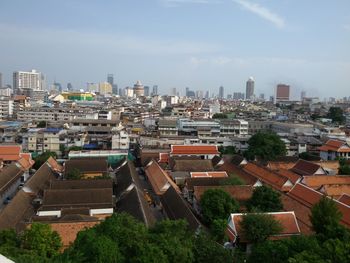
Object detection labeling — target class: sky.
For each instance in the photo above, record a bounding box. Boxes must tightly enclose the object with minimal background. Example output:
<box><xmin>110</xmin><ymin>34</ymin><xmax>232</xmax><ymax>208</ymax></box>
<box><xmin>0</xmin><ymin>0</ymin><xmax>350</xmax><ymax>99</ymax></box>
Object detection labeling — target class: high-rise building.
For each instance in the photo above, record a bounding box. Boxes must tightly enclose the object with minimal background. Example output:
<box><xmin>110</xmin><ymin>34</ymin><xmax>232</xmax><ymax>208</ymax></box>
<box><xmin>99</xmin><ymin>82</ymin><xmax>113</xmax><ymax>95</ymax></box>
<box><xmin>52</xmin><ymin>82</ymin><xmax>62</xmax><ymax>92</ymax></box>
<box><xmin>276</xmin><ymin>84</ymin><xmax>290</xmax><ymax>102</ymax></box>
<box><xmin>219</xmin><ymin>86</ymin><xmax>224</xmax><ymax>99</ymax></box>
<box><xmin>259</xmin><ymin>93</ymin><xmax>265</xmax><ymax>100</ymax></box>
<box><xmin>125</xmin><ymin>86</ymin><xmax>134</xmax><ymax>97</ymax></box>
<box><xmin>152</xmin><ymin>85</ymin><xmax>158</xmax><ymax>96</ymax></box>
<box><xmin>144</xmin><ymin>86</ymin><xmax>150</xmax><ymax>96</ymax></box>
<box><xmin>133</xmin><ymin>80</ymin><xmax>144</xmax><ymax>97</ymax></box>
<box><xmin>233</xmin><ymin>92</ymin><xmax>245</xmax><ymax>100</ymax></box>
<box><xmin>67</xmin><ymin>83</ymin><xmax>73</xmax><ymax>91</ymax></box>
<box><xmin>205</xmin><ymin>91</ymin><xmax>209</xmax><ymax>99</ymax></box>
<box><xmin>13</xmin><ymin>69</ymin><xmax>43</xmax><ymax>94</ymax></box>
<box><xmin>171</xmin><ymin>87</ymin><xmax>177</xmax><ymax>96</ymax></box>
<box><xmin>0</xmin><ymin>72</ymin><xmax>2</xmax><ymax>88</ymax></box>
<box><xmin>301</xmin><ymin>91</ymin><xmax>306</xmax><ymax>100</ymax></box>
<box><xmin>107</xmin><ymin>74</ymin><xmax>118</xmax><ymax>95</ymax></box>
<box><xmin>246</xmin><ymin>77</ymin><xmax>254</xmax><ymax>100</ymax></box>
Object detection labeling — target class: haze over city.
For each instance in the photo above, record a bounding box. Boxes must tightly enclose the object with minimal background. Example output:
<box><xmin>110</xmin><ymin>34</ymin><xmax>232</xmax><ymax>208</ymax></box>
<box><xmin>0</xmin><ymin>0</ymin><xmax>350</xmax><ymax>98</ymax></box>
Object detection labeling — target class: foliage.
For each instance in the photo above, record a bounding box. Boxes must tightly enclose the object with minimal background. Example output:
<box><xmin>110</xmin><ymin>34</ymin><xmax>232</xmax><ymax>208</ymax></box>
<box><xmin>218</xmin><ymin>146</ymin><xmax>236</xmax><ymax>155</ymax></box>
<box><xmin>37</xmin><ymin>121</ymin><xmax>47</xmax><ymax>128</ymax></box>
<box><xmin>65</xmin><ymin>168</ymin><xmax>83</xmax><ymax>180</ymax></box>
<box><xmin>246</xmin><ymin>185</ymin><xmax>283</xmax><ymax>212</ymax></box>
<box><xmin>310</xmin><ymin>196</ymin><xmax>343</xmax><ymax>238</ymax></box>
<box><xmin>338</xmin><ymin>158</ymin><xmax>350</xmax><ymax>175</ymax></box>
<box><xmin>327</xmin><ymin>107</ymin><xmax>345</xmax><ymax>124</ymax></box>
<box><xmin>193</xmin><ymin>232</ymin><xmax>233</xmax><ymax>263</ymax></box>
<box><xmin>212</xmin><ymin>113</ymin><xmax>228</xmax><ymax>119</ymax></box>
<box><xmin>21</xmin><ymin>223</ymin><xmax>62</xmax><ymax>258</ymax></box>
<box><xmin>68</xmin><ymin>146</ymin><xmax>83</xmax><ymax>152</ymax></box>
<box><xmin>244</xmin><ymin>131</ymin><xmax>286</xmax><ymax>161</ymax></box>
<box><xmin>33</xmin><ymin>151</ymin><xmax>57</xmax><ymax>170</ymax></box>
<box><xmin>210</xmin><ymin>219</ymin><xmax>228</xmax><ymax>243</ymax></box>
<box><xmin>200</xmin><ymin>189</ymin><xmax>239</xmax><ymax>225</ymax></box>
<box><xmin>240</xmin><ymin>213</ymin><xmax>283</xmax><ymax>244</ymax></box>
<box><xmin>219</xmin><ymin>175</ymin><xmax>244</xmax><ymax>186</ymax></box>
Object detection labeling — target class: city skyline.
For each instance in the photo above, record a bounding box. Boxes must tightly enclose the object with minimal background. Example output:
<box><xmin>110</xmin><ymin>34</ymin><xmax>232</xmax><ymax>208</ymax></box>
<box><xmin>0</xmin><ymin>0</ymin><xmax>349</xmax><ymax>99</ymax></box>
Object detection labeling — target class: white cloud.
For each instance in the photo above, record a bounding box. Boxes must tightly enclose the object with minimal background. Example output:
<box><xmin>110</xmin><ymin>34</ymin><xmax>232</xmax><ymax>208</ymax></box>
<box><xmin>232</xmin><ymin>0</ymin><xmax>285</xmax><ymax>29</ymax></box>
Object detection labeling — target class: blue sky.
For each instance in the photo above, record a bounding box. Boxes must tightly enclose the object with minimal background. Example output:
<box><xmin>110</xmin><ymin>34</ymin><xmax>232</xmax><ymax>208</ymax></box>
<box><xmin>0</xmin><ymin>0</ymin><xmax>349</xmax><ymax>98</ymax></box>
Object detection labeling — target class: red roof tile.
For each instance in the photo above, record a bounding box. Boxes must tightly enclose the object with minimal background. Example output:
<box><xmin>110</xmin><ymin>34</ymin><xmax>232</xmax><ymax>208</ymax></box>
<box><xmin>338</xmin><ymin>194</ymin><xmax>350</xmax><ymax>206</ymax></box>
<box><xmin>145</xmin><ymin>160</ymin><xmax>171</xmax><ymax>195</ymax></box>
<box><xmin>190</xmin><ymin>171</ymin><xmax>228</xmax><ymax>178</ymax></box>
<box><xmin>170</xmin><ymin>145</ymin><xmax>219</xmax><ymax>155</ymax></box>
<box><xmin>302</xmin><ymin>176</ymin><xmax>350</xmax><ymax>189</ymax></box>
<box><xmin>319</xmin><ymin>140</ymin><xmax>350</xmax><ymax>153</ymax></box>
<box><xmin>0</xmin><ymin>145</ymin><xmax>22</xmax><ymax>161</ymax></box>
<box><xmin>291</xmin><ymin>159</ymin><xmax>324</xmax><ymax>176</ymax></box>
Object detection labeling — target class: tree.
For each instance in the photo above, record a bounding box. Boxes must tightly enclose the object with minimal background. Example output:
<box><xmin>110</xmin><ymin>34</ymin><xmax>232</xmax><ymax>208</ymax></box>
<box><xmin>310</xmin><ymin>196</ymin><xmax>343</xmax><ymax>238</ymax></box>
<box><xmin>218</xmin><ymin>146</ymin><xmax>236</xmax><ymax>155</ymax></box>
<box><xmin>299</xmin><ymin>152</ymin><xmax>320</xmax><ymax>161</ymax></box>
<box><xmin>68</xmin><ymin>146</ymin><xmax>83</xmax><ymax>152</ymax></box>
<box><xmin>21</xmin><ymin>223</ymin><xmax>62</xmax><ymax>258</ymax></box>
<box><xmin>65</xmin><ymin>168</ymin><xmax>83</xmax><ymax>180</ymax></box>
<box><xmin>338</xmin><ymin>158</ymin><xmax>350</xmax><ymax>175</ymax></box>
<box><xmin>219</xmin><ymin>175</ymin><xmax>244</xmax><ymax>186</ymax></box>
<box><xmin>37</xmin><ymin>121</ymin><xmax>47</xmax><ymax>128</ymax></box>
<box><xmin>200</xmin><ymin>189</ymin><xmax>239</xmax><ymax>225</ymax></box>
<box><xmin>240</xmin><ymin>213</ymin><xmax>283</xmax><ymax>243</ymax></box>
<box><xmin>33</xmin><ymin>151</ymin><xmax>57</xmax><ymax>170</ymax></box>
<box><xmin>210</xmin><ymin>219</ymin><xmax>228</xmax><ymax>243</ymax></box>
<box><xmin>244</xmin><ymin>131</ymin><xmax>286</xmax><ymax>161</ymax></box>
<box><xmin>212</xmin><ymin>113</ymin><xmax>228</xmax><ymax>119</ymax></box>
<box><xmin>247</xmin><ymin>185</ymin><xmax>283</xmax><ymax>212</ymax></box>
<box><xmin>193</xmin><ymin>232</ymin><xmax>233</xmax><ymax>263</ymax></box>
<box><xmin>327</xmin><ymin>107</ymin><xmax>345</xmax><ymax>124</ymax></box>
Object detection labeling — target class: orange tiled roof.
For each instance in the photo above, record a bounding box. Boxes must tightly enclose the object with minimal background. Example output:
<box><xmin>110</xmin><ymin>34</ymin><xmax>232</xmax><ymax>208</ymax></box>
<box><xmin>145</xmin><ymin>160</ymin><xmax>171</xmax><ymax>195</ymax></box>
<box><xmin>159</xmin><ymin>153</ymin><xmax>169</xmax><ymax>163</ymax></box>
<box><xmin>0</xmin><ymin>145</ymin><xmax>22</xmax><ymax>161</ymax></box>
<box><xmin>228</xmin><ymin>211</ymin><xmax>301</xmax><ymax>242</ymax></box>
<box><xmin>319</xmin><ymin>140</ymin><xmax>350</xmax><ymax>153</ymax></box>
<box><xmin>338</xmin><ymin>194</ymin><xmax>350</xmax><ymax>206</ymax></box>
<box><xmin>268</xmin><ymin>161</ymin><xmax>296</xmax><ymax>171</ymax></box>
<box><xmin>291</xmin><ymin>159</ymin><xmax>323</xmax><ymax>176</ymax></box>
<box><xmin>244</xmin><ymin>163</ymin><xmax>292</xmax><ymax>191</ymax></box>
<box><xmin>277</xmin><ymin>169</ymin><xmax>301</xmax><ymax>184</ymax></box>
<box><xmin>170</xmin><ymin>145</ymin><xmax>219</xmax><ymax>155</ymax></box>
<box><xmin>193</xmin><ymin>185</ymin><xmax>253</xmax><ymax>202</ymax></box>
<box><xmin>47</xmin><ymin>157</ymin><xmax>63</xmax><ymax>173</ymax></box>
<box><xmin>288</xmin><ymin>183</ymin><xmax>350</xmax><ymax>228</ymax></box>
<box><xmin>190</xmin><ymin>171</ymin><xmax>228</xmax><ymax>178</ymax></box>
<box><xmin>17</xmin><ymin>157</ymin><xmax>34</xmax><ymax>171</ymax></box>
<box><xmin>320</xmin><ymin>184</ymin><xmax>350</xmax><ymax>198</ymax></box>
<box><xmin>302</xmin><ymin>176</ymin><xmax>350</xmax><ymax>189</ymax></box>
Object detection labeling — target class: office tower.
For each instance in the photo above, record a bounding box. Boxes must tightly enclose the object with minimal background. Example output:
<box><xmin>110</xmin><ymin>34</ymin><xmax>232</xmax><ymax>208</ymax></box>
<box><xmin>185</xmin><ymin>87</ymin><xmax>190</xmax><ymax>97</ymax></box>
<box><xmin>99</xmin><ymin>82</ymin><xmax>113</xmax><ymax>95</ymax></box>
<box><xmin>107</xmin><ymin>74</ymin><xmax>114</xmax><ymax>86</ymax></box>
<box><xmin>0</xmin><ymin>72</ymin><xmax>2</xmax><ymax>88</ymax></box>
<box><xmin>133</xmin><ymin>80</ymin><xmax>144</xmax><ymax>97</ymax></box>
<box><xmin>13</xmin><ymin>69</ymin><xmax>43</xmax><ymax>94</ymax></box>
<box><xmin>270</xmin><ymin>96</ymin><xmax>274</xmax><ymax>102</ymax></box>
<box><xmin>219</xmin><ymin>86</ymin><xmax>224</xmax><ymax>99</ymax></box>
<box><xmin>144</xmin><ymin>86</ymin><xmax>150</xmax><ymax>96</ymax></box>
<box><xmin>301</xmin><ymin>91</ymin><xmax>306</xmax><ymax>100</ymax></box>
<box><xmin>119</xmin><ymin>88</ymin><xmax>123</xmax><ymax>96</ymax></box>
<box><xmin>125</xmin><ymin>86</ymin><xmax>134</xmax><ymax>97</ymax></box>
<box><xmin>227</xmin><ymin>94</ymin><xmax>232</xmax><ymax>99</ymax></box>
<box><xmin>196</xmin><ymin>90</ymin><xmax>203</xmax><ymax>99</ymax></box>
<box><xmin>67</xmin><ymin>83</ymin><xmax>73</xmax><ymax>91</ymax></box>
<box><xmin>259</xmin><ymin>93</ymin><xmax>265</xmax><ymax>100</ymax></box>
<box><xmin>171</xmin><ymin>87</ymin><xmax>177</xmax><ymax>96</ymax></box>
<box><xmin>52</xmin><ymin>82</ymin><xmax>62</xmax><ymax>92</ymax></box>
<box><xmin>205</xmin><ymin>91</ymin><xmax>209</xmax><ymax>99</ymax></box>
<box><xmin>152</xmin><ymin>85</ymin><xmax>158</xmax><ymax>96</ymax></box>
<box><xmin>276</xmin><ymin>84</ymin><xmax>290</xmax><ymax>102</ymax></box>
<box><xmin>246</xmin><ymin>77</ymin><xmax>255</xmax><ymax>100</ymax></box>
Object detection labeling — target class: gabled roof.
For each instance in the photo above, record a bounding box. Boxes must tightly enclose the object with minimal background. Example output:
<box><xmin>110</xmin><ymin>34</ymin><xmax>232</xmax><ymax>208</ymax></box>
<box><xmin>185</xmin><ymin>177</ymin><xmax>228</xmax><ymax>192</ymax></box>
<box><xmin>319</xmin><ymin>139</ymin><xmax>350</xmax><ymax>153</ymax></box>
<box><xmin>190</xmin><ymin>171</ymin><xmax>228</xmax><ymax>178</ymax></box>
<box><xmin>243</xmin><ymin>163</ymin><xmax>293</xmax><ymax>191</ymax></box>
<box><xmin>160</xmin><ymin>186</ymin><xmax>201</xmax><ymax>231</ymax></box>
<box><xmin>193</xmin><ymin>185</ymin><xmax>253</xmax><ymax>202</ymax></box>
<box><xmin>172</xmin><ymin>159</ymin><xmax>214</xmax><ymax>172</ymax></box>
<box><xmin>227</xmin><ymin>211</ymin><xmax>301</xmax><ymax>243</ymax></box>
<box><xmin>47</xmin><ymin>157</ymin><xmax>63</xmax><ymax>173</ymax></box>
<box><xmin>276</xmin><ymin>169</ymin><xmax>301</xmax><ymax>185</ymax></box>
<box><xmin>291</xmin><ymin>159</ymin><xmax>324</xmax><ymax>176</ymax></box>
<box><xmin>288</xmin><ymin>183</ymin><xmax>350</xmax><ymax>228</ymax></box>
<box><xmin>0</xmin><ymin>163</ymin><xmax>23</xmax><ymax>195</ymax></box>
<box><xmin>320</xmin><ymin>184</ymin><xmax>350</xmax><ymax>198</ymax></box>
<box><xmin>217</xmin><ymin>160</ymin><xmax>257</xmax><ymax>185</ymax></box>
<box><xmin>302</xmin><ymin>176</ymin><xmax>350</xmax><ymax>189</ymax></box>
<box><xmin>338</xmin><ymin>194</ymin><xmax>350</xmax><ymax>206</ymax></box>
<box><xmin>145</xmin><ymin>160</ymin><xmax>171</xmax><ymax>195</ymax></box>
<box><xmin>170</xmin><ymin>145</ymin><xmax>219</xmax><ymax>155</ymax></box>
<box><xmin>49</xmin><ymin>179</ymin><xmax>113</xmax><ymax>190</ymax></box>
<box><xmin>0</xmin><ymin>145</ymin><xmax>22</xmax><ymax>161</ymax></box>
<box><xmin>64</xmin><ymin>158</ymin><xmax>108</xmax><ymax>175</ymax></box>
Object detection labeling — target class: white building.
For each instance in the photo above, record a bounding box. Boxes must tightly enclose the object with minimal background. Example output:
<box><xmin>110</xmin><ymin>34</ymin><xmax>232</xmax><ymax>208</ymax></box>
<box><xmin>112</xmin><ymin>130</ymin><xmax>130</xmax><ymax>150</ymax></box>
<box><xmin>0</xmin><ymin>87</ymin><xmax>12</xmax><ymax>97</ymax></box>
<box><xmin>220</xmin><ymin>119</ymin><xmax>248</xmax><ymax>137</ymax></box>
<box><xmin>13</xmin><ymin>69</ymin><xmax>43</xmax><ymax>92</ymax></box>
<box><xmin>0</xmin><ymin>99</ymin><xmax>14</xmax><ymax>120</ymax></box>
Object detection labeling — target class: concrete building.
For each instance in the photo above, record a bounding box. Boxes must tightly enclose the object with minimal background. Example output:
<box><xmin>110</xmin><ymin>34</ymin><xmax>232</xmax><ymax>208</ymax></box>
<box><xmin>27</xmin><ymin>128</ymin><xmax>63</xmax><ymax>154</ymax></box>
<box><xmin>0</xmin><ymin>99</ymin><xmax>14</xmax><ymax>120</ymax></box>
<box><xmin>0</xmin><ymin>87</ymin><xmax>12</xmax><ymax>97</ymax></box>
<box><xmin>112</xmin><ymin>130</ymin><xmax>130</xmax><ymax>150</ymax></box>
<box><xmin>276</xmin><ymin>84</ymin><xmax>290</xmax><ymax>103</ymax></box>
<box><xmin>158</xmin><ymin>119</ymin><xmax>178</xmax><ymax>137</ymax></box>
<box><xmin>152</xmin><ymin>85</ymin><xmax>158</xmax><ymax>96</ymax></box>
<box><xmin>125</xmin><ymin>87</ymin><xmax>134</xmax><ymax>97</ymax></box>
<box><xmin>219</xmin><ymin>86</ymin><xmax>224</xmax><ymax>99</ymax></box>
<box><xmin>133</xmin><ymin>80</ymin><xmax>144</xmax><ymax>97</ymax></box>
<box><xmin>99</xmin><ymin>82</ymin><xmax>112</xmax><ymax>95</ymax></box>
<box><xmin>13</xmin><ymin>69</ymin><xmax>43</xmax><ymax>94</ymax></box>
<box><xmin>220</xmin><ymin>119</ymin><xmax>248</xmax><ymax>137</ymax></box>
<box><xmin>246</xmin><ymin>77</ymin><xmax>254</xmax><ymax>100</ymax></box>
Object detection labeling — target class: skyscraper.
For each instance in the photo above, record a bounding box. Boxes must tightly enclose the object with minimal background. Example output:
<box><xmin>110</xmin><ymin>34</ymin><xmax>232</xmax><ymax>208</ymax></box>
<box><xmin>171</xmin><ymin>87</ymin><xmax>177</xmax><ymax>96</ymax></box>
<box><xmin>246</xmin><ymin>77</ymin><xmax>254</xmax><ymax>100</ymax></box>
<box><xmin>13</xmin><ymin>69</ymin><xmax>43</xmax><ymax>94</ymax></box>
<box><xmin>67</xmin><ymin>83</ymin><xmax>73</xmax><ymax>91</ymax></box>
<box><xmin>133</xmin><ymin>80</ymin><xmax>144</xmax><ymax>97</ymax></box>
<box><xmin>107</xmin><ymin>74</ymin><xmax>118</xmax><ymax>95</ymax></box>
<box><xmin>152</xmin><ymin>85</ymin><xmax>158</xmax><ymax>96</ymax></box>
<box><xmin>219</xmin><ymin>86</ymin><xmax>224</xmax><ymax>99</ymax></box>
<box><xmin>276</xmin><ymin>84</ymin><xmax>290</xmax><ymax>102</ymax></box>
<box><xmin>144</xmin><ymin>86</ymin><xmax>150</xmax><ymax>96</ymax></box>
<box><xmin>99</xmin><ymin>82</ymin><xmax>113</xmax><ymax>95</ymax></box>
<box><xmin>301</xmin><ymin>91</ymin><xmax>306</xmax><ymax>100</ymax></box>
